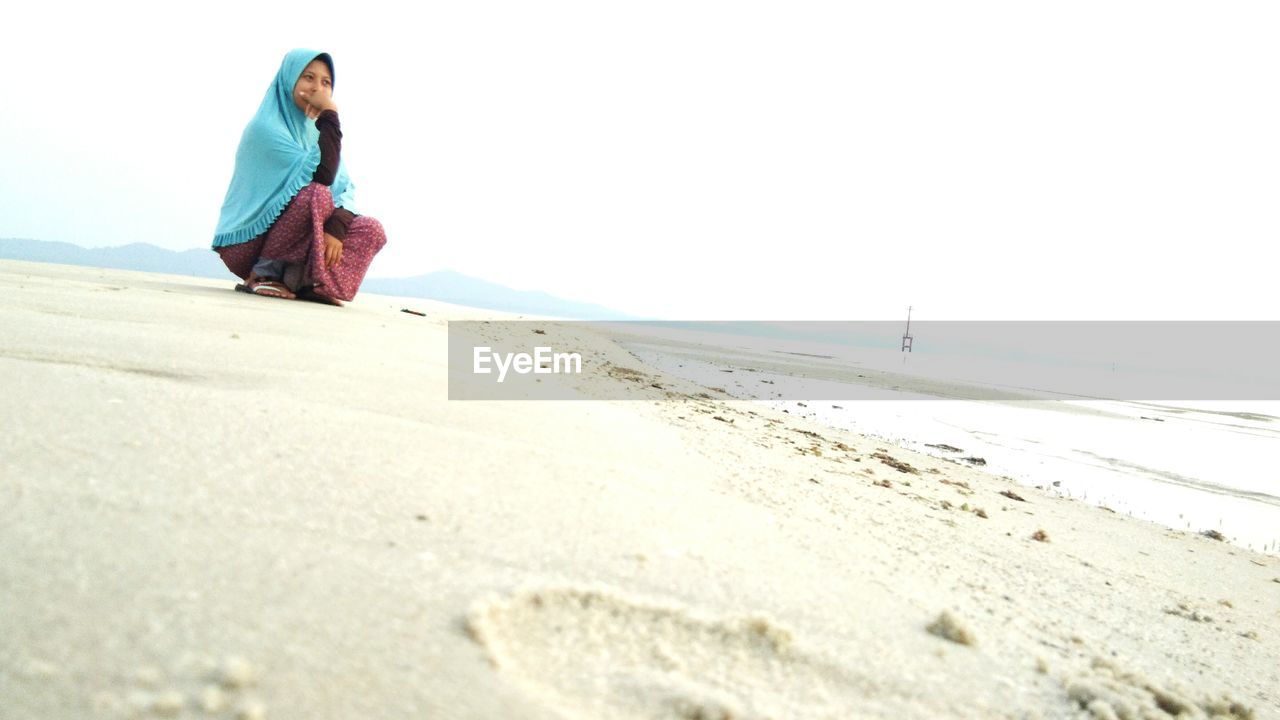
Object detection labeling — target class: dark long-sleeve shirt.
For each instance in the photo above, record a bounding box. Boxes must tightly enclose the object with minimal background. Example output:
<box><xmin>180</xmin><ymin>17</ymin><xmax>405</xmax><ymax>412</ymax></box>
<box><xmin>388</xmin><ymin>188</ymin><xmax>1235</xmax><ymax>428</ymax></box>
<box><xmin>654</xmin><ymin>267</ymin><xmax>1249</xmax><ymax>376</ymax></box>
<box><xmin>313</xmin><ymin>109</ymin><xmax>356</xmax><ymax>241</ymax></box>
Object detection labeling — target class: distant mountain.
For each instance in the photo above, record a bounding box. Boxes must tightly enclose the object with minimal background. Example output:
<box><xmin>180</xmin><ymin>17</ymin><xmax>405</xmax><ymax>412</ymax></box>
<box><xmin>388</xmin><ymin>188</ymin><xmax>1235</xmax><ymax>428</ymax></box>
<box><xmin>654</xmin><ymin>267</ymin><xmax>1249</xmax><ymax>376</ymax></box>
<box><xmin>360</xmin><ymin>271</ymin><xmax>631</xmax><ymax>320</ymax></box>
<box><xmin>0</xmin><ymin>238</ymin><xmax>230</xmax><ymax>279</ymax></box>
<box><xmin>0</xmin><ymin>237</ymin><xmax>632</xmax><ymax>319</ymax></box>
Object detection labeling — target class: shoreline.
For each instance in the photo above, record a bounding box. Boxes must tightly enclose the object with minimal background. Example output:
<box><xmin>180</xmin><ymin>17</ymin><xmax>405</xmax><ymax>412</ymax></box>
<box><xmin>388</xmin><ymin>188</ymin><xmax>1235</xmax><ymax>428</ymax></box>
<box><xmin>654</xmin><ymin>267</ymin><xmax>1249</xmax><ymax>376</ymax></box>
<box><xmin>2</xmin><ymin>260</ymin><xmax>1276</xmax><ymax>719</ymax></box>
<box><xmin>608</xmin><ymin>331</ymin><xmax>1280</xmax><ymax>557</ymax></box>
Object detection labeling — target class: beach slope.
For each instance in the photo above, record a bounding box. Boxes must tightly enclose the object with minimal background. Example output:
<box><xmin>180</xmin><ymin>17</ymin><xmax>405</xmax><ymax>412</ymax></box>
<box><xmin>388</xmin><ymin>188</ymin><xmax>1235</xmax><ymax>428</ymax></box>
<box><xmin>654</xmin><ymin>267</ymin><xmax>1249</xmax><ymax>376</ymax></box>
<box><xmin>1</xmin><ymin>260</ymin><xmax>1276</xmax><ymax>719</ymax></box>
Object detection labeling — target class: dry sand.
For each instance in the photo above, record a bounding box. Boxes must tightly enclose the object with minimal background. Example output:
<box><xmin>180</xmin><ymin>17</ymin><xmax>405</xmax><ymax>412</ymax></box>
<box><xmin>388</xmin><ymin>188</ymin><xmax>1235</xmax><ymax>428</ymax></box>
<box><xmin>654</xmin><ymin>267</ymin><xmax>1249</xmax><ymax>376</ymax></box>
<box><xmin>1</xmin><ymin>259</ymin><xmax>1277</xmax><ymax>719</ymax></box>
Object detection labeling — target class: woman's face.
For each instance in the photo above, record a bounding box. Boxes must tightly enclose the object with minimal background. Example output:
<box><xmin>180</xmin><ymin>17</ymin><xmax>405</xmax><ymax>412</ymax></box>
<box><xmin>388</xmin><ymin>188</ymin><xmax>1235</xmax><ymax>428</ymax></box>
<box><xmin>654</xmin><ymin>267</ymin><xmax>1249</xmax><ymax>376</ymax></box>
<box><xmin>291</xmin><ymin>59</ymin><xmax>333</xmax><ymax>112</ymax></box>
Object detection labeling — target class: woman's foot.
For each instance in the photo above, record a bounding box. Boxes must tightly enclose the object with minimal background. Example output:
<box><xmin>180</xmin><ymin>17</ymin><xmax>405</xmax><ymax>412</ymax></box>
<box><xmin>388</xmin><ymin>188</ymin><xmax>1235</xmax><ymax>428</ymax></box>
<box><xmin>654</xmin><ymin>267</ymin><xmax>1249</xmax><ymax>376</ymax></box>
<box><xmin>241</xmin><ymin>272</ymin><xmax>296</xmax><ymax>299</ymax></box>
<box><xmin>296</xmin><ymin>285</ymin><xmax>343</xmax><ymax>306</ymax></box>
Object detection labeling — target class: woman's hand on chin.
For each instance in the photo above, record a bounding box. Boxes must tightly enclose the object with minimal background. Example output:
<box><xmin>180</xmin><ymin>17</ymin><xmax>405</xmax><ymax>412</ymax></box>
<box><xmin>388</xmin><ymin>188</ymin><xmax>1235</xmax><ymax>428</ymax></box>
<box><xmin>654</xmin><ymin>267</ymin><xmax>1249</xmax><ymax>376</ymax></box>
<box><xmin>299</xmin><ymin>90</ymin><xmax>339</xmax><ymax>119</ymax></box>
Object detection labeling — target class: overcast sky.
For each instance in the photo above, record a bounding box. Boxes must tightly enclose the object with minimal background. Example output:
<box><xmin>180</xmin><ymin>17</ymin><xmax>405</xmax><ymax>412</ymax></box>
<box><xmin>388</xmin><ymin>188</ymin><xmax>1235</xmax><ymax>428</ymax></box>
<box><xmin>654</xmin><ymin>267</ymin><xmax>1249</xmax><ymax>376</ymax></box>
<box><xmin>1</xmin><ymin>1</ymin><xmax>1276</xmax><ymax>320</ymax></box>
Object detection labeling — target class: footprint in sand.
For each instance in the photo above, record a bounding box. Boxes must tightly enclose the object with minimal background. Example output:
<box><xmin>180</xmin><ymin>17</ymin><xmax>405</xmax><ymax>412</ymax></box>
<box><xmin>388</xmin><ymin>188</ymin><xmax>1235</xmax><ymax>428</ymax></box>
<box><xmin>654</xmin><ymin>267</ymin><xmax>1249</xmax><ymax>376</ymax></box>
<box><xmin>465</xmin><ymin>586</ymin><xmax>910</xmax><ymax>720</ymax></box>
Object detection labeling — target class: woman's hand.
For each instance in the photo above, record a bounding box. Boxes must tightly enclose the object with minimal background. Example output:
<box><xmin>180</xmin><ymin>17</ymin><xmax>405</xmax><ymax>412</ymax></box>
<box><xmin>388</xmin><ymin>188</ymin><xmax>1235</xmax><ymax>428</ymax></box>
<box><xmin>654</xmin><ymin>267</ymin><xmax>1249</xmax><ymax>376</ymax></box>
<box><xmin>324</xmin><ymin>232</ymin><xmax>344</xmax><ymax>269</ymax></box>
<box><xmin>299</xmin><ymin>88</ymin><xmax>340</xmax><ymax>119</ymax></box>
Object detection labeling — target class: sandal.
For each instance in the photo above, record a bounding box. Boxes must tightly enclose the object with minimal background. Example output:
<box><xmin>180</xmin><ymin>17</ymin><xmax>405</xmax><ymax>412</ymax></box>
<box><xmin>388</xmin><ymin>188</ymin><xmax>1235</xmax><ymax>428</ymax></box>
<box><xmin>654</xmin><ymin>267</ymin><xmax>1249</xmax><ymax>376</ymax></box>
<box><xmin>235</xmin><ymin>278</ymin><xmax>295</xmax><ymax>300</ymax></box>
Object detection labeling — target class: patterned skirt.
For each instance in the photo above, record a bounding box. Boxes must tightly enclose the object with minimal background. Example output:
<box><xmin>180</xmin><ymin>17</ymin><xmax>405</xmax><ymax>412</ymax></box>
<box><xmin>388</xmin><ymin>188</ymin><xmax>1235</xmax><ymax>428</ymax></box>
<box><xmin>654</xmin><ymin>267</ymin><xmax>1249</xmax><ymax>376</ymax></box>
<box><xmin>216</xmin><ymin>183</ymin><xmax>386</xmax><ymax>302</ymax></box>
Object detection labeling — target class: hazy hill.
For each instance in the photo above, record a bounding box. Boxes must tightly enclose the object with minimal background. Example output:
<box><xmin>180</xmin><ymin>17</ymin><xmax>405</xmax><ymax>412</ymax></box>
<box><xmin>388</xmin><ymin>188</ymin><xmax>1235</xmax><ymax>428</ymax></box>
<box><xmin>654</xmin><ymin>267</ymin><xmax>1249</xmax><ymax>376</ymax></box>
<box><xmin>0</xmin><ymin>238</ymin><xmax>229</xmax><ymax>279</ymax></box>
<box><xmin>360</xmin><ymin>271</ymin><xmax>629</xmax><ymax>320</ymax></box>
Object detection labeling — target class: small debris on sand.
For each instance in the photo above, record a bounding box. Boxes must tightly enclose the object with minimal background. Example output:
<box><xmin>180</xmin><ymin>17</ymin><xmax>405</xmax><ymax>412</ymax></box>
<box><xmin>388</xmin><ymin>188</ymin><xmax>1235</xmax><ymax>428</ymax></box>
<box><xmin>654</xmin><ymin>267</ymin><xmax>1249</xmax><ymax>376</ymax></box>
<box><xmin>1164</xmin><ymin>603</ymin><xmax>1213</xmax><ymax>623</ymax></box>
<box><xmin>1201</xmin><ymin>529</ymin><xmax>1226</xmax><ymax>541</ymax></box>
<box><xmin>1000</xmin><ymin>489</ymin><xmax>1027</xmax><ymax>502</ymax></box>
<box><xmin>608</xmin><ymin>365</ymin><xmax>648</xmax><ymax>381</ymax></box>
<box><xmin>712</xmin><ymin>416</ymin><xmax>734</xmax><ymax>424</ymax></box>
<box><xmin>873</xmin><ymin>478</ymin><xmax>892</xmax><ymax>489</ymax></box>
<box><xmin>871</xmin><ymin>452</ymin><xmax>919</xmax><ymax>475</ymax></box>
<box><xmin>961</xmin><ymin>456</ymin><xmax>987</xmax><ymax>466</ymax></box>
<box><xmin>926</xmin><ymin>611</ymin><xmax>975</xmax><ymax>646</ymax></box>
<box><xmin>925</xmin><ymin>443</ymin><xmax>963</xmax><ymax>452</ymax></box>
<box><xmin>1031</xmin><ymin>529</ymin><xmax>1050</xmax><ymax>543</ymax></box>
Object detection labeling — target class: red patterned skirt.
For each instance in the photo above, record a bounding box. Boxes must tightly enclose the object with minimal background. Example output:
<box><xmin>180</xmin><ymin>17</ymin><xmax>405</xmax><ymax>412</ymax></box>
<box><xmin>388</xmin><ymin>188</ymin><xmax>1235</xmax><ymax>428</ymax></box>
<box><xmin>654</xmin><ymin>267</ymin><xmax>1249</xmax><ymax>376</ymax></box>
<box><xmin>216</xmin><ymin>183</ymin><xmax>386</xmax><ymax>302</ymax></box>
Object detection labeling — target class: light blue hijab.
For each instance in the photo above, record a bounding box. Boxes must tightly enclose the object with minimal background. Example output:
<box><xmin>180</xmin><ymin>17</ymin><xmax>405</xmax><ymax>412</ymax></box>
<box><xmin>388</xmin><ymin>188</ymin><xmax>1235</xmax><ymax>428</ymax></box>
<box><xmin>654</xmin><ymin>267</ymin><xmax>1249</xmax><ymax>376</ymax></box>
<box><xmin>212</xmin><ymin>48</ymin><xmax>356</xmax><ymax>248</ymax></box>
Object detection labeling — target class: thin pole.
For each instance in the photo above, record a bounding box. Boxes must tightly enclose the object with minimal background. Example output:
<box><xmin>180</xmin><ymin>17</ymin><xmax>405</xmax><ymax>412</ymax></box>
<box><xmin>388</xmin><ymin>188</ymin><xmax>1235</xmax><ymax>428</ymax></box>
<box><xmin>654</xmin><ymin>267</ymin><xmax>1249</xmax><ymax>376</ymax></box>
<box><xmin>901</xmin><ymin>306</ymin><xmax>914</xmax><ymax>352</ymax></box>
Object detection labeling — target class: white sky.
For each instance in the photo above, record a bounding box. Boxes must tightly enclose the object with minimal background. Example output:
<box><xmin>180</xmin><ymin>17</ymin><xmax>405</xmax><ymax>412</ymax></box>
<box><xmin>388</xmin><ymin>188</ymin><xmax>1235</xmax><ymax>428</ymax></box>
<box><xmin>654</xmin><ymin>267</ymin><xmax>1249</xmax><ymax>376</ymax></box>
<box><xmin>1</xmin><ymin>1</ymin><xmax>1277</xmax><ymax>320</ymax></box>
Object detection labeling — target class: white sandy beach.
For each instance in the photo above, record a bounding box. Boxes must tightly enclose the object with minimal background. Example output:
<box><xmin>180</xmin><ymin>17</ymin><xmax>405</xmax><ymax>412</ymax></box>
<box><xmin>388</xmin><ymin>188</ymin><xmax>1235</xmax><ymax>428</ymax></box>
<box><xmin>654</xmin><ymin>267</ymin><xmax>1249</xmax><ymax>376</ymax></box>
<box><xmin>2</xmin><ymin>259</ymin><xmax>1278</xmax><ymax>719</ymax></box>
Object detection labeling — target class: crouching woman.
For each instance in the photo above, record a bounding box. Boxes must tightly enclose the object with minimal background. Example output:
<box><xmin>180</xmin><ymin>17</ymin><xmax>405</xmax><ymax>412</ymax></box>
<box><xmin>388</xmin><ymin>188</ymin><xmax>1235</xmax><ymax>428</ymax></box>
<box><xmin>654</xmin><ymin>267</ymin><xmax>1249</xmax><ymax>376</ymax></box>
<box><xmin>211</xmin><ymin>48</ymin><xmax>386</xmax><ymax>305</ymax></box>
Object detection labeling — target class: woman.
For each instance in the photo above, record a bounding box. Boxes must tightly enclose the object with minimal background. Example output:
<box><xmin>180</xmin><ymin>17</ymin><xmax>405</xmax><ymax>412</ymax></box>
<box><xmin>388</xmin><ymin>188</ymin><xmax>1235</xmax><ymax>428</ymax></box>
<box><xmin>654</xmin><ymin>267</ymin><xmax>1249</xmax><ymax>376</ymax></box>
<box><xmin>212</xmin><ymin>48</ymin><xmax>386</xmax><ymax>305</ymax></box>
